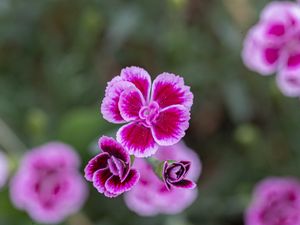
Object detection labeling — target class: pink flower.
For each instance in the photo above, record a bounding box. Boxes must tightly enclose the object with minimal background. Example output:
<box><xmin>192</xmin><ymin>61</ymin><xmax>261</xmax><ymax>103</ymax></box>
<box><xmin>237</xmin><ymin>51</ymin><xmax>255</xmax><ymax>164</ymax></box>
<box><xmin>163</xmin><ymin>160</ymin><xmax>196</xmax><ymax>190</ymax></box>
<box><xmin>0</xmin><ymin>151</ymin><xmax>8</xmax><ymax>189</ymax></box>
<box><xmin>101</xmin><ymin>66</ymin><xmax>193</xmax><ymax>157</ymax></box>
<box><xmin>10</xmin><ymin>142</ymin><xmax>87</xmax><ymax>224</ymax></box>
<box><xmin>242</xmin><ymin>2</ymin><xmax>300</xmax><ymax>76</ymax></box>
<box><xmin>124</xmin><ymin>142</ymin><xmax>201</xmax><ymax>216</ymax></box>
<box><xmin>84</xmin><ymin>136</ymin><xmax>140</xmax><ymax>198</ymax></box>
<box><xmin>245</xmin><ymin>177</ymin><xmax>300</xmax><ymax>225</ymax></box>
<box><xmin>277</xmin><ymin>66</ymin><xmax>300</xmax><ymax>97</ymax></box>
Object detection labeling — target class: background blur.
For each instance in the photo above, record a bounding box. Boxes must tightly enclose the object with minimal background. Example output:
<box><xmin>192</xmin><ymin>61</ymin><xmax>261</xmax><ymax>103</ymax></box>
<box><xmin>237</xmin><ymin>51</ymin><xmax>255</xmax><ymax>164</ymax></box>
<box><xmin>1</xmin><ymin>0</ymin><xmax>300</xmax><ymax>224</ymax></box>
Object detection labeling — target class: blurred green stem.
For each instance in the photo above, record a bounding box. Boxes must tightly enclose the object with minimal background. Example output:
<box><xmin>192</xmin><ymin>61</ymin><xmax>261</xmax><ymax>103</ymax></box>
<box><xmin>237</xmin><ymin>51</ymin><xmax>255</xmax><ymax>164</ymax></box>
<box><xmin>67</xmin><ymin>212</ymin><xmax>94</xmax><ymax>225</ymax></box>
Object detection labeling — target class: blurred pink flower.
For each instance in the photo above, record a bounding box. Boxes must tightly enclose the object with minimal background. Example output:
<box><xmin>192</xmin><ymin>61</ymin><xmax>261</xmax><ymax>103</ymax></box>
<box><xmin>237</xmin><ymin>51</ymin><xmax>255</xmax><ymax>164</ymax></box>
<box><xmin>0</xmin><ymin>151</ymin><xmax>8</xmax><ymax>189</ymax></box>
<box><xmin>84</xmin><ymin>136</ymin><xmax>140</xmax><ymax>198</ymax></box>
<box><xmin>245</xmin><ymin>177</ymin><xmax>300</xmax><ymax>225</ymax></box>
<box><xmin>242</xmin><ymin>2</ymin><xmax>300</xmax><ymax>76</ymax></box>
<box><xmin>10</xmin><ymin>142</ymin><xmax>87</xmax><ymax>224</ymax></box>
<box><xmin>277</xmin><ymin>66</ymin><xmax>300</xmax><ymax>97</ymax></box>
<box><xmin>124</xmin><ymin>142</ymin><xmax>201</xmax><ymax>216</ymax></box>
<box><xmin>101</xmin><ymin>66</ymin><xmax>193</xmax><ymax>157</ymax></box>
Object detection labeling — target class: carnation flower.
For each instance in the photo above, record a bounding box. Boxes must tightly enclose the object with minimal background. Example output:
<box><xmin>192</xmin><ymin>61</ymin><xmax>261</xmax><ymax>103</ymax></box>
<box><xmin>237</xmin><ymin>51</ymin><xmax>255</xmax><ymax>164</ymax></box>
<box><xmin>10</xmin><ymin>142</ymin><xmax>87</xmax><ymax>224</ymax></box>
<box><xmin>124</xmin><ymin>142</ymin><xmax>201</xmax><ymax>216</ymax></box>
<box><xmin>245</xmin><ymin>177</ymin><xmax>300</xmax><ymax>225</ymax></box>
<box><xmin>101</xmin><ymin>66</ymin><xmax>193</xmax><ymax>157</ymax></box>
<box><xmin>84</xmin><ymin>136</ymin><xmax>140</xmax><ymax>198</ymax></box>
<box><xmin>242</xmin><ymin>2</ymin><xmax>300</xmax><ymax>76</ymax></box>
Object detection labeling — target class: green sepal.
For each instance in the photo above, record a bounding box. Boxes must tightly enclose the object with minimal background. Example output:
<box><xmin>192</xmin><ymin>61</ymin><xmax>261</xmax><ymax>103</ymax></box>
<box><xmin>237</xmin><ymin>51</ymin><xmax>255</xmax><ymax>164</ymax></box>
<box><xmin>146</xmin><ymin>158</ymin><xmax>165</xmax><ymax>180</ymax></box>
<box><xmin>130</xmin><ymin>155</ymin><xmax>135</xmax><ymax>166</ymax></box>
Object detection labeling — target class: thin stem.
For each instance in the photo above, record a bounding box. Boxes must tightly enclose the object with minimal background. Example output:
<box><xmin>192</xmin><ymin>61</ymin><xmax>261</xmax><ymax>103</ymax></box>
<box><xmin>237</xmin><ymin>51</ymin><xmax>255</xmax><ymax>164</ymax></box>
<box><xmin>67</xmin><ymin>212</ymin><xmax>94</xmax><ymax>225</ymax></box>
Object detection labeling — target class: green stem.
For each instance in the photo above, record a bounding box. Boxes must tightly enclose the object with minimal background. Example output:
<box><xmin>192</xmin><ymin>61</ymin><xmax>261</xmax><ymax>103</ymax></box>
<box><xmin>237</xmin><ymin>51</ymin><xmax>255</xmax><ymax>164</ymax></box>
<box><xmin>130</xmin><ymin>155</ymin><xmax>135</xmax><ymax>165</ymax></box>
<box><xmin>67</xmin><ymin>212</ymin><xmax>94</xmax><ymax>225</ymax></box>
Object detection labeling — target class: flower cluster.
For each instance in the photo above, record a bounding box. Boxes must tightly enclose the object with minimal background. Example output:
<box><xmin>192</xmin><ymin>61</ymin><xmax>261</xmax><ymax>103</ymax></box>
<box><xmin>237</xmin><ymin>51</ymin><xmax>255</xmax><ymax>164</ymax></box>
<box><xmin>84</xmin><ymin>66</ymin><xmax>198</xmax><ymax>208</ymax></box>
<box><xmin>242</xmin><ymin>1</ymin><xmax>300</xmax><ymax>97</ymax></box>
<box><xmin>245</xmin><ymin>177</ymin><xmax>300</xmax><ymax>225</ymax></box>
<box><xmin>10</xmin><ymin>142</ymin><xmax>87</xmax><ymax>224</ymax></box>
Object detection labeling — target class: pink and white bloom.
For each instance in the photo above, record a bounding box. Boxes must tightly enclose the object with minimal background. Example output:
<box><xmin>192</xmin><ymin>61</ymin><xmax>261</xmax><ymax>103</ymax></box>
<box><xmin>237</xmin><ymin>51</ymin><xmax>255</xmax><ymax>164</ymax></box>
<box><xmin>277</xmin><ymin>65</ymin><xmax>300</xmax><ymax>97</ymax></box>
<box><xmin>0</xmin><ymin>151</ymin><xmax>9</xmax><ymax>189</ymax></box>
<box><xmin>84</xmin><ymin>136</ymin><xmax>139</xmax><ymax>198</ymax></box>
<box><xmin>10</xmin><ymin>142</ymin><xmax>87</xmax><ymax>224</ymax></box>
<box><xmin>242</xmin><ymin>2</ymin><xmax>300</xmax><ymax>76</ymax></box>
<box><xmin>124</xmin><ymin>142</ymin><xmax>201</xmax><ymax>216</ymax></box>
<box><xmin>245</xmin><ymin>177</ymin><xmax>300</xmax><ymax>225</ymax></box>
<box><xmin>101</xmin><ymin>66</ymin><xmax>193</xmax><ymax>157</ymax></box>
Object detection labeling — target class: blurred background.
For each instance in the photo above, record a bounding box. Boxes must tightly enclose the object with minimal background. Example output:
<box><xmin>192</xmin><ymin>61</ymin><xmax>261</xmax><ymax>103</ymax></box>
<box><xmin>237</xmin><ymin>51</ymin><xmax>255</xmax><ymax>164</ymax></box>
<box><xmin>1</xmin><ymin>0</ymin><xmax>300</xmax><ymax>224</ymax></box>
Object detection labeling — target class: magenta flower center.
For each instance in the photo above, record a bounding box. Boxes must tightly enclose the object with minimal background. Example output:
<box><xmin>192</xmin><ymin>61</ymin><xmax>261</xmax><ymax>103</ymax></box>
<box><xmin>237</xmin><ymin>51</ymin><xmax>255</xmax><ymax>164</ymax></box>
<box><xmin>167</xmin><ymin>164</ymin><xmax>186</xmax><ymax>182</ymax></box>
<box><xmin>267</xmin><ymin>23</ymin><xmax>300</xmax><ymax>67</ymax></box>
<box><xmin>268</xmin><ymin>24</ymin><xmax>286</xmax><ymax>37</ymax></box>
<box><xmin>34</xmin><ymin>169</ymin><xmax>65</xmax><ymax>208</ymax></box>
<box><xmin>107</xmin><ymin>156</ymin><xmax>126</xmax><ymax>177</ymax></box>
<box><xmin>139</xmin><ymin>101</ymin><xmax>160</xmax><ymax>126</ymax></box>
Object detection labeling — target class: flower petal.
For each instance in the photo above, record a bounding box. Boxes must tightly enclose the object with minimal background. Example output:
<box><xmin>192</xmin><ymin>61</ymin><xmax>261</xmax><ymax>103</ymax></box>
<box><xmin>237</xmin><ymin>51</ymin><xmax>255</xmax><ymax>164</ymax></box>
<box><xmin>119</xmin><ymin>86</ymin><xmax>145</xmax><ymax>121</ymax></box>
<box><xmin>151</xmin><ymin>73</ymin><xmax>193</xmax><ymax>110</ymax></box>
<box><xmin>98</xmin><ymin>136</ymin><xmax>130</xmax><ymax>163</ymax></box>
<box><xmin>92</xmin><ymin>168</ymin><xmax>112</xmax><ymax>193</ymax></box>
<box><xmin>172</xmin><ymin>179</ymin><xmax>196</xmax><ymax>189</ymax></box>
<box><xmin>162</xmin><ymin>161</ymin><xmax>172</xmax><ymax>190</ymax></box>
<box><xmin>242</xmin><ymin>24</ymin><xmax>281</xmax><ymax>75</ymax></box>
<box><xmin>287</xmin><ymin>53</ymin><xmax>300</xmax><ymax>68</ymax></box>
<box><xmin>104</xmin><ymin>76</ymin><xmax>123</xmax><ymax>95</ymax></box>
<box><xmin>84</xmin><ymin>152</ymin><xmax>110</xmax><ymax>181</ymax></box>
<box><xmin>104</xmin><ymin>190</ymin><xmax>118</xmax><ymax>198</ymax></box>
<box><xmin>120</xmin><ymin>66</ymin><xmax>151</xmax><ymax>100</ymax></box>
<box><xmin>101</xmin><ymin>81</ymin><xmax>134</xmax><ymax>123</ymax></box>
<box><xmin>181</xmin><ymin>161</ymin><xmax>191</xmax><ymax>173</ymax></box>
<box><xmin>117</xmin><ymin>122</ymin><xmax>158</xmax><ymax>157</ymax></box>
<box><xmin>110</xmin><ymin>156</ymin><xmax>130</xmax><ymax>182</ymax></box>
<box><xmin>261</xmin><ymin>1</ymin><xmax>300</xmax><ymax>26</ymax></box>
<box><xmin>276</xmin><ymin>66</ymin><xmax>300</xmax><ymax>97</ymax></box>
<box><xmin>105</xmin><ymin>169</ymin><xmax>140</xmax><ymax>195</ymax></box>
<box><xmin>151</xmin><ymin>105</ymin><xmax>190</xmax><ymax>146</ymax></box>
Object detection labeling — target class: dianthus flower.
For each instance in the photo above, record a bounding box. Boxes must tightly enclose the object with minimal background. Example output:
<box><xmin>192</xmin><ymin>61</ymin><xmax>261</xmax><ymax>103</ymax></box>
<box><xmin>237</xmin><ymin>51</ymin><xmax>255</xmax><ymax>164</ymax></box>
<box><xmin>84</xmin><ymin>136</ymin><xmax>139</xmax><ymax>198</ymax></box>
<box><xmin>101</xmin><ymin>66</ymin><xmax>193</xmax><ymax>157</ymax></box>
<box><xmin>10</xmin><ymin>142</ymin><xmax>87</xmax><ymax>224</ymax></box>
<box><xmin>245</xmin><ymin>177</ymin><xmax>300</xmax><ymax>225</ymax></box>
<box><xmin>242</xmin><ymin>1</ymin><xmax>300</xmax><ymax>97</ymax></box>
<box><xmin>242</xmin><ymin>2</ymin><xmax>300</xmax><ymax>76</ymax></box>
